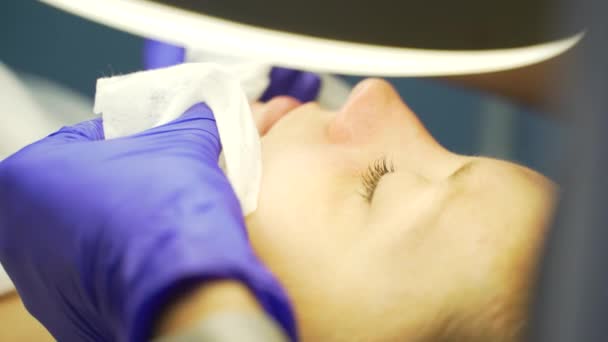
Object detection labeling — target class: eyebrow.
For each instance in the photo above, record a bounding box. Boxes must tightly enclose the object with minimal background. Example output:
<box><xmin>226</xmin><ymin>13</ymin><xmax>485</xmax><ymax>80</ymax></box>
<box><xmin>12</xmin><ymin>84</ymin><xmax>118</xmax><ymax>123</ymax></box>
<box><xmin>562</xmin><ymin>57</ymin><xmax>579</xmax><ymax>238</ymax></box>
<box><xmin>439</xmin><ymin>161</ymin><xmax>480</xmax><ymax>209</ymax></box>
<box><xmin>448</xmin><ymin>160</ymin><xmax>478</xmax><ymax>181</ymax></box>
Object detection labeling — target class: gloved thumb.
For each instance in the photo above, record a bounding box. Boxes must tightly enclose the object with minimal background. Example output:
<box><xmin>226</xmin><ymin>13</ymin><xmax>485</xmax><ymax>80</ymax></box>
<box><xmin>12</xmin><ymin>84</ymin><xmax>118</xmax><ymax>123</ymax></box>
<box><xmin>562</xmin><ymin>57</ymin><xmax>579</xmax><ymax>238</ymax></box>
<box><xmin>47</xmin><ymin>118</ymin><xmax>105</xmax><ymax>143</ymax></box>
<box><xmin>138</xmin><ymin>103</ymin><xmax>222</xmax><ymax>160</ymax></box>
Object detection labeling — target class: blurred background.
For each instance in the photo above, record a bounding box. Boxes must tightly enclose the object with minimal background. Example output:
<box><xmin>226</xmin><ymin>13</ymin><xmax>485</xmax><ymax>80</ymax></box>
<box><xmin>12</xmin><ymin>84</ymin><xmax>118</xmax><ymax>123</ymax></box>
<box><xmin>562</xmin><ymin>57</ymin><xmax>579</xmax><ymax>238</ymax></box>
<box><xmin>1</xmin><ymin>1</ymin><xmax>565</xmax><ymax>180</ymax></box>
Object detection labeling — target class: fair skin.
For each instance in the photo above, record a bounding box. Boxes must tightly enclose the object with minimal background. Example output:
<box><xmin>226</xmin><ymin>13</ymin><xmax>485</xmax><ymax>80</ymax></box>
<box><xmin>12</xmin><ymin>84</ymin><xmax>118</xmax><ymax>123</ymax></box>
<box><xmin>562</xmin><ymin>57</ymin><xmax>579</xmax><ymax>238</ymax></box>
<box><xmin>247</xmin><ymin>79</ymin><xmax>555</xmax><ymax>341</ymax></box>
<box><xmin>0</xmin><ymin>78</ymin><xmax>555</xmax><ymax>341</ymax></box>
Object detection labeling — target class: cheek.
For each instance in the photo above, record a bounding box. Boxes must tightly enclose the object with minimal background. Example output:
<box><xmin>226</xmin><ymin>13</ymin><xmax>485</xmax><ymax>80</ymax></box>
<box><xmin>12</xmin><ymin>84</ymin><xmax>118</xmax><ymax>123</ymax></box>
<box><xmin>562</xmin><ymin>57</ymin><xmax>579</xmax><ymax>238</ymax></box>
<box><xmin>247</xmin><ymin>149</ymin><xmax>335</xmax><ymax>262</ymax></box>
<box><xmin>245</xmin><ymin>150</ymin><xmax>350</xmax><ymax>316</ymax></box>
<box><xmin>246</xmin><ymin>144</ymin><xmax>369</xmax><ymax>274</ymax></box>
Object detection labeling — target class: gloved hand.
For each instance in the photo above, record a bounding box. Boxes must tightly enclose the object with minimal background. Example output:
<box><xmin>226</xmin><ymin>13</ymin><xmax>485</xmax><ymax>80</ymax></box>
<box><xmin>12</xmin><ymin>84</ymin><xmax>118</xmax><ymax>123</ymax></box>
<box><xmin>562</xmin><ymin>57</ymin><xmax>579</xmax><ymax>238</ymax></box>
<box><xmin>143</xmin><ymin>39</ymin><xmax>321</xmax><ymax>103</ymax></box>
<box><xmin>259</xmin><ymin>66</ymin><xmax>320</xmax><ymax>104</ymax></box>
<box><xmin>0</xmin><ymin>103</ymin><xmax>296</xmax><ymax>341</ymax></box>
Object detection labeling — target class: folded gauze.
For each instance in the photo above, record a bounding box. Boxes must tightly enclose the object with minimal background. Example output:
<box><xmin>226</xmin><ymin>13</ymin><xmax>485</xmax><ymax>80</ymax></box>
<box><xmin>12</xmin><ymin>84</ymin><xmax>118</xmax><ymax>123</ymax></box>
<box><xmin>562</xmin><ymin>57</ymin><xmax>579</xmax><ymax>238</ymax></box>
<box><xmin>94</xmin><ymin>63</ymin><xmax>272</xmax><ymax>215</ymax></box>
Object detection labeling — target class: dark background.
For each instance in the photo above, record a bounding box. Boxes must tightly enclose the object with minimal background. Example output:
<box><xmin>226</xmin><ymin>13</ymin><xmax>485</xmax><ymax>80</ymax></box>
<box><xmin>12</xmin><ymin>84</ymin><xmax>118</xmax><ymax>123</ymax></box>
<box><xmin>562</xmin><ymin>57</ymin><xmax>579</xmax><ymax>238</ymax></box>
<box><xmin>0</xmin><ymin>1</ymin><xmax>565</xmax><ymax>180</ymax></box>
<box><xmin>151</xmin><ymin>0</ymin><xmax>582</xmax><ymax>50</ymax></box>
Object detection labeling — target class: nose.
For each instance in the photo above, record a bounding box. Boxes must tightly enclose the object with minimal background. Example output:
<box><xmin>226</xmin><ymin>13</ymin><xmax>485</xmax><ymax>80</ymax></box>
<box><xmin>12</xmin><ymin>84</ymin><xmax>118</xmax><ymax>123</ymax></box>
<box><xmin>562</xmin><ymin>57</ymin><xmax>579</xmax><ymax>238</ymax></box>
<box><xmin>347</xmin><ymin>78</ymin><xmax>399</xmax><ymax>105</ymax></box>
<box><xmin>329</xmin><ymin>78</ymin><xmax>426</xmax><ymax>144</ymax></box>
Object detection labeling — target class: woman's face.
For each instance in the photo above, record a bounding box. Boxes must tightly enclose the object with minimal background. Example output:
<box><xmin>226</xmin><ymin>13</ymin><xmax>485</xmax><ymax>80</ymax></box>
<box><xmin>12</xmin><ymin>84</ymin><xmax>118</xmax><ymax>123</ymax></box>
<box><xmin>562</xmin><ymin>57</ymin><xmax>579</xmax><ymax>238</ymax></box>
<box><xmin>247</xmin><ymin>79</ymin><xmax>555</xmax><ymax>341</ymax></box>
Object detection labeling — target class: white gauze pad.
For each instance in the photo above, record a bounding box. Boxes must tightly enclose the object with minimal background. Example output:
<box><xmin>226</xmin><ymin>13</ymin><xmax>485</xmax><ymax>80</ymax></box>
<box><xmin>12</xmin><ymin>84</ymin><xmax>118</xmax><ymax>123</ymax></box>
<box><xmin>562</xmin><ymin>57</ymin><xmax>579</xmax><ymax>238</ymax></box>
<box><xmin>94</xmin><ymin>63</ymin><xmax>271</xmax><ymax>215</ymax></box>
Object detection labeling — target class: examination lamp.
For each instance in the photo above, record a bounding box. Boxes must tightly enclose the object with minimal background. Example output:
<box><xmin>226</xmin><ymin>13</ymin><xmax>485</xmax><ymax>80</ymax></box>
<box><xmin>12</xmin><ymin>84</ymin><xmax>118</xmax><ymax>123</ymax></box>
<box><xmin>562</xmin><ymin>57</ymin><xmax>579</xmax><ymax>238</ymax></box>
<box><xmin>39</xmin><ymin>0</ymin><xmax>585</xmax><ymax>77</ymax></box>
<box><xmin>38</xmin><ymin>1</ymin><xmax>607</xmax><ymax>342</ymax></box>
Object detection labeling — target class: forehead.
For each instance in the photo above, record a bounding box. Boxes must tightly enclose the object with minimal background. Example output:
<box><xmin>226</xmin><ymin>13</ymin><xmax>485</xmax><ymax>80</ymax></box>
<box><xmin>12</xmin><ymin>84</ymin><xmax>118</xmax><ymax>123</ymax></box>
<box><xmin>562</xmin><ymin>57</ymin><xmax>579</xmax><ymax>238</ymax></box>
<box><xmin>436</xmin><ymin>158</ymin><xmax>554</xmax><ymax>238</ymax></box>
<box><xmin>374</xmin><ymin>158</ymin><xmax>550</xmax><ymax>248</ymax></box>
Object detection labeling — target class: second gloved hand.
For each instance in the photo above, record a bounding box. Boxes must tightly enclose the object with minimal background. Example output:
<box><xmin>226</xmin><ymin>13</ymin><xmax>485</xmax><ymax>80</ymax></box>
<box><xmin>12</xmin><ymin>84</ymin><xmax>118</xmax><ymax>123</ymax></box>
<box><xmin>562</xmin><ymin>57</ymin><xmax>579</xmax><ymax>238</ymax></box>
<box><xmin>0</xmin><ymin>103</ymin><xmax>295</xmax><ymax>341</ymax></box>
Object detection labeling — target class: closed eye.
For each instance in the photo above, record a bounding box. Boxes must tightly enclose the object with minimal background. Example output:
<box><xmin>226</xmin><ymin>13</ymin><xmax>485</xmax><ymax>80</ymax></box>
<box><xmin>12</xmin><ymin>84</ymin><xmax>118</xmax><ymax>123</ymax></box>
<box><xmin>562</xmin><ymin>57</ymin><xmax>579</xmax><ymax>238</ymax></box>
<box><xmin>361</xmin><ymin>157</ymin><xmax>395</xmax><ymax>202</ymax></box>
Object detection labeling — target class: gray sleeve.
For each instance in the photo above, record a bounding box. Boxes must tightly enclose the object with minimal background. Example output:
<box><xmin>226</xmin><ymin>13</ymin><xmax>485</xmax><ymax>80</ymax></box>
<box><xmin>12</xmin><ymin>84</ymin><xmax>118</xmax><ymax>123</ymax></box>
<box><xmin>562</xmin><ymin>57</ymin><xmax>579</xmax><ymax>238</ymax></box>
<box><xmin>151</xmin><ymin>311</ymin><xmax>289</xmax><ymax>342</ymax></box>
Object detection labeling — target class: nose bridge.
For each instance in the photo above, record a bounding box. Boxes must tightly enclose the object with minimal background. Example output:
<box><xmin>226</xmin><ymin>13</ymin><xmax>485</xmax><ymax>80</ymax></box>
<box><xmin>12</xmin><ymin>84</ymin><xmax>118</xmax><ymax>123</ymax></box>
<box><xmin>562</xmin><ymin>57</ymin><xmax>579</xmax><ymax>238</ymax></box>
<box><xmin>328</xmin><ymin>78</ymin><xmax>453</xmax><ymax>170</ymax></box>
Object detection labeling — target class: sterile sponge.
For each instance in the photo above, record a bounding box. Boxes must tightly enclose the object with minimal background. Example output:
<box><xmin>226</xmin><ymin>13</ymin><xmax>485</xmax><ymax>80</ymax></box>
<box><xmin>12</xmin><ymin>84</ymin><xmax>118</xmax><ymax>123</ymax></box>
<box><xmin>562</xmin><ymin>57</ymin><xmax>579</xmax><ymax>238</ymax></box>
<box><xmin>94</xmin><ymin>63</ymin><xmax>270</xmax><ymax>215</ymax></box>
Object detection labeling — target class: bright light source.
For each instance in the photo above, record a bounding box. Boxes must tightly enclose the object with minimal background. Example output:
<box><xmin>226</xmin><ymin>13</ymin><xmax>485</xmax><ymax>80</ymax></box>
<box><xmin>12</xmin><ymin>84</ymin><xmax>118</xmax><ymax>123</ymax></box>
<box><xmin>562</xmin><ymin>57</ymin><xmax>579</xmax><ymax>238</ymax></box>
<box><xmin>41</xmin><ymin>0</ymin><xmax>584</xmax><ymax>76</ymax></box>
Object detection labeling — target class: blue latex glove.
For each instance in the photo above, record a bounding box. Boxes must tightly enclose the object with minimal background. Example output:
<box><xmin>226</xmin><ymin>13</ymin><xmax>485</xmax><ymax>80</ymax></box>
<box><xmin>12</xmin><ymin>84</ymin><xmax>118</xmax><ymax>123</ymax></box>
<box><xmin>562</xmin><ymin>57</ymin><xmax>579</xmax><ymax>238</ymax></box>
<box><xmin>143</xmin><ymin>39</ymin><xmax>321</xmax><ymax>103</ymax></box>
<box><xmin>259</xmin><ymin>66</ymin><xmax>321</xmax><ymax>103</ymax></box>
<box><xmin>143</xmin><ymin>39</ymin><xmax>186</xmax><ymax>70</ymax></box>
<box><xmin>0</xmin><ymin>103</ymin><xmax>296</xmax><ymax>341</ymax></box>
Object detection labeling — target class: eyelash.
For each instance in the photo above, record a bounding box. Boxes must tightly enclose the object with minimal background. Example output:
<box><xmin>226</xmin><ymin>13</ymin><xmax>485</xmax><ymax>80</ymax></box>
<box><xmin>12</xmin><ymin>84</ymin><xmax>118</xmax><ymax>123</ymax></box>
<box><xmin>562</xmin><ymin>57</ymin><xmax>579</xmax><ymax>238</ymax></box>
<box><xmin>361</xmin><ymin>157</ymin><xmax>395</xmax><ymax>202</ymax></box>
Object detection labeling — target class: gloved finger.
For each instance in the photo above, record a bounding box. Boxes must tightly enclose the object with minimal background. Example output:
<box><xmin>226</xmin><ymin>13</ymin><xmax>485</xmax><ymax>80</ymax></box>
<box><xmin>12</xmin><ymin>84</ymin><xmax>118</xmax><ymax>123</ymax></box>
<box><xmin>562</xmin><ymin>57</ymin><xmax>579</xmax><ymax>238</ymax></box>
<box><xmin>260</xmin><ymin>67</ymin><xmax>321</xmax><ymax>103</ymax></box>
<box><xmin>47</xmin><ymin>118</ymin><xmax>105</xmax><ymax>143</ymax></box>
<box><xmin>143</xmin><ymin>39</ymin><xmax>185</xmax><ymax>70</ymax></box>
<box><xmin>251</xmin><ymin>96</ymin><xmax>301</xmax><ymax>136</ymax></box>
